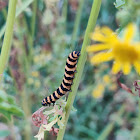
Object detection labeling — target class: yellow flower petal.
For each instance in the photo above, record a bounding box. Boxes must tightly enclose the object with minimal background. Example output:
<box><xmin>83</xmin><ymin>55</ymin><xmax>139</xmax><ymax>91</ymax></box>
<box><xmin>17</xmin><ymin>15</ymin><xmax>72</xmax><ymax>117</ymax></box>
<box><xmin>134</xmin><ymin>61</ymin><xmax>140</xmax><ymax>74</ymax></box>
<box><xmin>90</xmin><ymin>32</ymin><xmax>107</xmax><ymax>42</ymax></box>
<box><xmin>101</xmin><ymin>26</ymin><xmax>113</xmax><ymax>36</ymax></box>
<box><xmin>122</xmin><ymin>63</ymin><xmax>131</xmax><ymax>75</ymax></box>
<box><xmin>90</xmin><ymin>52</ymin><xmax>113</xmax><ymax>64</ymax></box>
<box><xmin>87</xmin><ymin>44</ymin><xmax>110</xmax><ymax>52</ymax></box>
<box><xmin>101</xmin><ymin>27</ymin><xmax>118</xmax><ymax>43</ymax></box>
<box><xmin>124</xmin><ymin>23</ymin><xmax>135</xmax><ymax>42</ymax></box>
<box><xmin>112</xmin><ymin>61</ymin><xmax>122</xmax><ymax>74</ymax></box>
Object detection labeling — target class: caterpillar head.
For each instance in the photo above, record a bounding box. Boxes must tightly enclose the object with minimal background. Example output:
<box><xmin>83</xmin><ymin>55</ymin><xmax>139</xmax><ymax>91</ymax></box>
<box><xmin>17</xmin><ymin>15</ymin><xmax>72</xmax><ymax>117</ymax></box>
<box><xmin>74</xmin><ymin>51</ymin><xmax>80</xmax><ymax>57</ymax></box>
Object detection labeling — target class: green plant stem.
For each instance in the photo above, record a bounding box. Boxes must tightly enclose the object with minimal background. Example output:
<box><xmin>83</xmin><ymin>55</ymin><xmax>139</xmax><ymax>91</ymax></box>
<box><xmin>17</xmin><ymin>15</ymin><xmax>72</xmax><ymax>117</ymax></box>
<box><xmin>21</xmin><ymin>88</ymin><xmax>31</xmax><ymax>140</ymax></box>
<box><xmin>62</xmin><ymin>0</ymin><xmax>68</xmax><ymax>31</ymax></box>
<box><xmin>17</xmin><ymin>19</ymin><xmax>29</xmax><ymax>73</ymax></box>
<box><xmin>98</xmin><ymin>122</ymin><xmax>115</xmax><ymax>140</ymax></box>
<box><xmin>28</xmin><ymin>0</ymin><xmax>37</xmax><ymax>62</ymax></box>
<box><xmin>131</xmin><ymin>98</ymin><xmax>140</xmax><ymax>139</ymax></box>
<box><xmin>71</xmin><ymin>0</ymin><xmax>84</xmax><ymax>49</ymax></box>
<box><xmin>8</xmin><ymin>116</ymin><xmax>16</xmax><ymax>140</ymax></box>
<box><xmin>0</xmin><ymin>0</ymin><xmax>34</xmax><ymax>39</ymax></box>
<box><xmin>57</xmin><ymin>0</ymin><xmax>102</xmax><ymax>139</ymax></box>
<box><xmin>0</xmin><ymin>0</ymin><xmax>17</xmax><ymax>82</ymax></box>
<box><xmin>97</xmin><ymin>105</ymin><xmax>125</xmax><ymax>140</ymax></box>
<box><xmin>136</xmin><ymin>99</ymin><xmax>140</xmax><ymax>140</ymax></box>
<box><xmin>138</xmin><ymin>99</ymin><xmax>140</xmax><ymax>122</ymax></box>
<box><xmin>31</xmin><ymin>0</ymin><xmax>37</xmax><ymax>40</ymax></box>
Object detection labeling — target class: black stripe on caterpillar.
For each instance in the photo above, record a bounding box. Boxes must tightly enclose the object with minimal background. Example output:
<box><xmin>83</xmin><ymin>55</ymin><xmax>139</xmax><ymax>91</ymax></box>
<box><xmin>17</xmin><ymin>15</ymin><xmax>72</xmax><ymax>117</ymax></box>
<box><xmin>42</xmin><ymin>51</ymin><xmax>80</xmax><ymax>106</ymax></box>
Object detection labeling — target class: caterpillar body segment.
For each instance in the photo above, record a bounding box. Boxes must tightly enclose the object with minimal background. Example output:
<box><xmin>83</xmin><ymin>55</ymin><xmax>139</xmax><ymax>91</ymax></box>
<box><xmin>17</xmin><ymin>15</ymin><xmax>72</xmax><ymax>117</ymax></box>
<box><xmin>42</xmin><ymin>51</ymin><xmax>80</xmax><ymax>106</ymax></box>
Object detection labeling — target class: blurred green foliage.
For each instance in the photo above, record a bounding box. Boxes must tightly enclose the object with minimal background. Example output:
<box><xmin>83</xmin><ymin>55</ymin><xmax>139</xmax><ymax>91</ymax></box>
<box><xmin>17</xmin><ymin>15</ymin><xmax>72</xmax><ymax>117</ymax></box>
<box><xmin>0</xmin><ymin>90</ymin><xmax>24</xmax><ymax>120</ymax></box>
<box><xmin>0</xmin><ymin>0</ymin><xmax>140</xmax><ymax>140</ymax></box>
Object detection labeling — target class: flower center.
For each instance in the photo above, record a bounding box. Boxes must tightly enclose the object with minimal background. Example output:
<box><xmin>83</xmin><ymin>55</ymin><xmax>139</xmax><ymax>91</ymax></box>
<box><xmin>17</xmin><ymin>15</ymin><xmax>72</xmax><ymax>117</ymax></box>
<box><xmin>112</xmin><ymin>43</ymin><xmax>139</xmax><ymax>63</ymax></box>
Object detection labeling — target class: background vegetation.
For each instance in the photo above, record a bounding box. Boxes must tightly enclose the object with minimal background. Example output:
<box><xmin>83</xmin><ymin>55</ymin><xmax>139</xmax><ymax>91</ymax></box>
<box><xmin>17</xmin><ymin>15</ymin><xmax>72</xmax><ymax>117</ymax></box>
<box><xmin>0</xmin><ymin>0</ymin><xmax>140</xmax><ymax>140</ymax></box>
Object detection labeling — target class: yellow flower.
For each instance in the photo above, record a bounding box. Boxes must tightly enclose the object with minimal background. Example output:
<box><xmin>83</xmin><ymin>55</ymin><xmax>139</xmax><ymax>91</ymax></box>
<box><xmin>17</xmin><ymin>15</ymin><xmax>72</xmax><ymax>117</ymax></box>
<box><xmin>87</xmin><ymin>23</ymin><xmax>140</xmax><ymax>75</ymax></box>
<box><xmin>27</xmin><ymin>78</ymin><xmax>34</xmax><ymax>85</ymax></box>
<box><xmin>34</xmin><ymin>55</ymin><xmax>40</xmax><ymax>63</ymax></box>
<box><xmin>92</xmin><ymin>84</ymin><xmax>104</xmax><ymax>99</ymax></box>
<box><xmin>34</xmin><ymin>80</ymin><xmax>41</xmax><ymax>88</ymax></box>
<box><xmin>103</xmin><ymin>75</ymin><xmax>110</xmax><ymax>83</ymax></box>
<box><xmin>31</xmin><ymin>71</ymin><xmax>39</xmax><ymax>77</ymax></box>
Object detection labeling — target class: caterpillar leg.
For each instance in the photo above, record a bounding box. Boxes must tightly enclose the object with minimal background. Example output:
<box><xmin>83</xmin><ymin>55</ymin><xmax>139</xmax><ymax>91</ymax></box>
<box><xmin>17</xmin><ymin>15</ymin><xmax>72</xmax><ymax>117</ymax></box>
<box><xmin>65</xmin><ymin>93</ymin><xmax>69</xmax><ymax>101</ymax></box>
<box><xmin>75</xmin><ymin>51</ymin><xmax>81</xmax><ymax>56</ymax></box>
<box><xmin>65</xmin><ymin>96</ymin><xmax>68</xmax><ymax>102</ymax></box>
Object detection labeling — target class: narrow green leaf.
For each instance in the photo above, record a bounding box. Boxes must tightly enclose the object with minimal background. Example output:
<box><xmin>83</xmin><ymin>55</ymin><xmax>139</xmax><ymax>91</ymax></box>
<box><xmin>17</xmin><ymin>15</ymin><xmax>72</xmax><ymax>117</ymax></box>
<box><xmin>0</xmin><ymin>90</ymin><xmax>7</xmax><ymax>102</ymax></box>
<box><xmin>0</xmin><ymin>0</ymin><xmax>34</xmax><ymax>38</ymax></box>
<box><xmin>0</xmin><ymin>102</ymin><xmax>24</xmax><ymax>120</ymax></box>
<box><xmin>16</xmin><ymin>0</ymin><xmax>34</xmax><ymax>17</ymax></box>
<box><xmin>0</xmin><ymin>110</ymin><xmax>11</xmax><ymax>120</ymax></box>
<box><xmin>10</xmin><ymin>105</ymin><xmax>24</xmax><ymax>117</ymax></box>
<box><xmin>0</xmin><ymin>90</ymin><xmax>15</xmax><ymax>104</ymax></box>
<box><xmin>97</xmin><ymin>105</ymin><xmax>125</xmax><ymax>140</ymax></box>
<box><xmin>7</xmin><ymin>96</ymin><xmax>15</xmax><ymax>104</ymax></box>
<box><xmin>0</xmin><ymin>90</ymin><xmax>24</xmax><ymax>119</ymax></box>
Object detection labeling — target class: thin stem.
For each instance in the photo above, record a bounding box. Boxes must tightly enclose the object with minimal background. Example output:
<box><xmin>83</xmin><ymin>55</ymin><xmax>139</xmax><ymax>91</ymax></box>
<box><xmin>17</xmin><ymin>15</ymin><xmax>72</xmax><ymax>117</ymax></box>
<box><xmin>97</xmin><ymin>105</ymin><xmax>125</xmax><ymax>140</ymax></box>
<box><xmin>0</xmin><ymin>0</ymin><xmax>34</xmax><ymax>39</ymax></box>
<box><xmin>21</xmin><ymin>88</ymin><xmax>31</xmax><ymax>140</ymax></box>
<box><xmin>28</xmin><ymin>0</ymin><xmax>37</xmax><ymax>62</ymax></box>
<box><xmin>31</xmin><ymin>0</ymin><xmax>37</xmax><ymax>40</ymax></box>
<box><xmin>62</xmin><ymin>0</ymin><xmax>68</xmax><ymax>32</ymax></box>
<box><xmin>135</xmin><ymin>99</ymin><xmax>140</xmax><ymax>140</ymax></box>
<box><xmin>0</xmin><ymin>0</ymin><xmax>17</xmax><ymax>82</ymax></box>
<box><xmin>71</xmin><ymin>0</ymin><xmax>84</xmax><ymax>49</ymax></box>
<box><xmin>57</xmin><ymin>0</ymin><xmax>102</xmax><ymax>139</ymax></box>
<box><xmin>2</xmin><ymin>115</ymin><xmax>16</xmax><ymax>140</ymax></box>
<box><xmin>8</xmin><ymin>116</ymin><xmax>16</xmax><ymax>140</ymax></box>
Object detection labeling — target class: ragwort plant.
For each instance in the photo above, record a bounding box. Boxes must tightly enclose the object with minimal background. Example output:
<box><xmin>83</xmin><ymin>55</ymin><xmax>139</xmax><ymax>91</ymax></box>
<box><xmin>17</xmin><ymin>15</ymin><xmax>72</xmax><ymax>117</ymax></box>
<box><xmin>1</xmin><ymin>0</ymin><xmax>139</xmax><ymax>140</ymax></box>
<box><xmin>32</xmin><ymin>0</ymin><xmax>102</xmax><ymax>140</ymax></box>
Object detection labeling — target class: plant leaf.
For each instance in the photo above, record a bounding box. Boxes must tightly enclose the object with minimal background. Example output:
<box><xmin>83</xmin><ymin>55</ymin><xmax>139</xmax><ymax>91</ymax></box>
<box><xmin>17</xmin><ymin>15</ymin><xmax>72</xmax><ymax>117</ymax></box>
<box><xmin>0</xmin><ymin>102</ymin><xmax>24</xmax><ymax>118</ymax></box>
<box><xmin>0</xmin><ymin>0</ymin><xmax>34</xmax><ymax>38</ymax></box>
<box><xmin>114</xmin><ymin>0</ymin><xmax>126</xmax><ymax>9</ymax></box>
<box><xmin>0</xmin><ymin>90</ymin><xmax>15</xmax><ymax>104</ymax></box>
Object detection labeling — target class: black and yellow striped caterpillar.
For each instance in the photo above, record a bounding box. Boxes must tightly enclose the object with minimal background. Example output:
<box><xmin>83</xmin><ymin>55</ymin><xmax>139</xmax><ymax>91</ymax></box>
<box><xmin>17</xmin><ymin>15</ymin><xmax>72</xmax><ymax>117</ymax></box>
<box><xmin>42</xmin><ymin>51</ymin><xmax>80</xmax><ymax>106</ymax></box>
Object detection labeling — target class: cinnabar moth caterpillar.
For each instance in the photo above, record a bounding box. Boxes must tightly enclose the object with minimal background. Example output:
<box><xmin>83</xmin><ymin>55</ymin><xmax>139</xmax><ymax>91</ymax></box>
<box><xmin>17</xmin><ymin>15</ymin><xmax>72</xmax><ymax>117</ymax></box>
<box><xmin>42</xmin><ymin>51</ymin><xmax>80</xmax><ymax>106</ymax></box>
